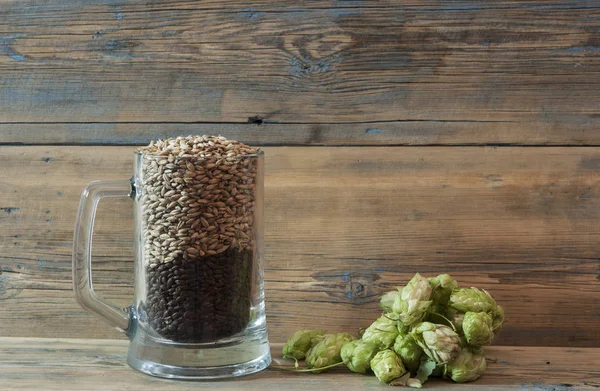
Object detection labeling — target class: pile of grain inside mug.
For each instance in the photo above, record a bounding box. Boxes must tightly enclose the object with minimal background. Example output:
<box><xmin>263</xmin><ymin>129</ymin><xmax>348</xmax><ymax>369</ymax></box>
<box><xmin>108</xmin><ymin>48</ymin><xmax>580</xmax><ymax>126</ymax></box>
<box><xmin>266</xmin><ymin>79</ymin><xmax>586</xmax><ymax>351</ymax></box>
<box><xmin>136</xmin><ymin>135</ymin><xmax>260</xmax><ymax>343</ymax></box>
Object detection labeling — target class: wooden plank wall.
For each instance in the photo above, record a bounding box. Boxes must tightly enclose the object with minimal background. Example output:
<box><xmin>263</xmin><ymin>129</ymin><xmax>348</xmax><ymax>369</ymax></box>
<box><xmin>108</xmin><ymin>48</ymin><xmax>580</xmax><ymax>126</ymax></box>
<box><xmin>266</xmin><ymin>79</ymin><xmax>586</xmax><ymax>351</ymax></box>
<box><xmin>1</xmin><ymin>0</ymin><xmax>599</xmax><ymax>347</ymax></box>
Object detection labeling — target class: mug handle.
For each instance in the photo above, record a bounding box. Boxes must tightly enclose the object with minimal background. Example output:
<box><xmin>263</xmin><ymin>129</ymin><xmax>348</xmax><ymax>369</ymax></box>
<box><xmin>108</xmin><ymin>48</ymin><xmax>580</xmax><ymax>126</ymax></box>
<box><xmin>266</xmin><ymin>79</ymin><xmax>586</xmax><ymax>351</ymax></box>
<box><xmin>72</xmin><ymin>180</ymin><xmax>133</xmax><ymax>333</ymax></box>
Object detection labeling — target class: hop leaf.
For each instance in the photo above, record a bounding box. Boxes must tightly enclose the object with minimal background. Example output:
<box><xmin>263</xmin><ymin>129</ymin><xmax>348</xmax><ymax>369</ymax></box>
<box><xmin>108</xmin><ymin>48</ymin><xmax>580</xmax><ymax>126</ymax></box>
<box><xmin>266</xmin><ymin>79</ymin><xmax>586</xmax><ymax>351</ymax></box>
<box><xmin>393</xmin><ymin>333</ymin><xmax>424</xmax><ymax>374</ymax></box>
<box><xmin>445</xmin><ymin>347</ymin><xmax>487</xmax><ymax>383</ymax></box>
<box><xmin>449</xmin><ymin>287</ymin><xmax>497</xmax><ymax>314</ymax></box>
<box><xmin>428</xmin><ymin>274</ymin><xmax>458</xmax><ymax>314</ymax></box>
<box><xmin>370</xmin><ymin>350</ymin><xmax>407</xmax><ymax>383</ymax></box>
<box><xmin>306</xmin><ymin>333</ymin><xmax>355</xmax><ymax>373</ymax></box>
<box><xmin>341</xmin><ymin>340</ymin><xmax>378</xmax><ymax>374</ymax></box>
<box><xmin>411</xmin><ymin>322</ymin><xmax>462</xmax><ymax>365</ymax></box>
<box><xmin>415</xmin><ymin>357</ymin><xmax>437</xmax><ymax>385</ymax></box>
<box><xmin>463</xmin><ymin>312</ymin><xmax>494</xmax><ymax>347</ymax></box>
<box><xmin>392</xmin><ymin>273</ymin><xmax>433</xmax><ymax>326</ymax></box>
<box><xmin>282</xmin><ymin>330</ymin><xmax>326</xmax><ymax>360</ymax></box>
<box><xmin>362</xmin><ymin>314</ymin><xmax>400</xmax><ymax>349</ymax></box>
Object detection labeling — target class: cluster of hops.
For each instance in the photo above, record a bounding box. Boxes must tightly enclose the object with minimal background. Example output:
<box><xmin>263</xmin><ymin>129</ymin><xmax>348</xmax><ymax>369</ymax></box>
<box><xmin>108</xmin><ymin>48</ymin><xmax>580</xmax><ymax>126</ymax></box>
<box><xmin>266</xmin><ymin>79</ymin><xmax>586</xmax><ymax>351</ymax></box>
<box><xmin>281</xmin><ymin>273</ymin><xmax>505</xmax><ymax>388</ymax></box>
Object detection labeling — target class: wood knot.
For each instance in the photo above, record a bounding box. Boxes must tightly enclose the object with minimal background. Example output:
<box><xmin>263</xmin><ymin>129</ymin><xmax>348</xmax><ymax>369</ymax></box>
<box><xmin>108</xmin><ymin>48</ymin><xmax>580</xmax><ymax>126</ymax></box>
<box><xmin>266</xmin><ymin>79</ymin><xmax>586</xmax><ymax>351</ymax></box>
<box><xmin>284</xmin><ymin>33</ymin><xmax>352</xmax><ymax>83</ymax></box>
<box><xmin>0</xmin><ymin>272</ymin><xmax>23</xmax><ymax>300</ymax></box>
<box><xmin>311</xmin><ymin>270</ymin><xmax>381</xmax><ymax>303</ymax></box>
<box><xmin>346</xmin><ymin>281</ymin><xmax>364</xmax><ymax>300</ymax></box>
<box><xmin>247</xmin><ymin>116</ymin><xmax>278</xmax><ymax>125</ymax></box>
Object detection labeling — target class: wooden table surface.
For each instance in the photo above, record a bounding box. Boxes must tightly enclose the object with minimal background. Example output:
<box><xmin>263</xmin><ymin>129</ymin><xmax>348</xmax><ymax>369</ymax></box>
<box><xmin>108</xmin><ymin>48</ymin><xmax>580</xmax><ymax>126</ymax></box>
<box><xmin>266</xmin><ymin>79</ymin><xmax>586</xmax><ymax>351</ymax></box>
<box><xmin>1</xmin><ymin>338</ymin><xmax>598</xmax><ymax>390</ymax></box>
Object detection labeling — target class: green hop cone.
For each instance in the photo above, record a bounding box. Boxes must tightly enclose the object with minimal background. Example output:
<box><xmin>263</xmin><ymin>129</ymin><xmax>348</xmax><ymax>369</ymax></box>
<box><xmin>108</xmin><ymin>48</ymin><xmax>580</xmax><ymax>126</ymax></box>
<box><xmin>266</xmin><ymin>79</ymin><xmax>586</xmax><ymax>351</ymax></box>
<box><xmin>492</xmin><ymin>305</ymin><xmax>505</xmax><ymax>333</ymax></box>
<box><xmin>306</xmin><ymin>332</ymin><xmax>355</xmax><ymax>373</ymax></box>
<box><xmin>370</xmin><ymin>350</ymin><xmax>408</xmax><ymax>383</ymax></box>
<box><xmin>411</xmin><ymin>322</ymin><xmax>462</xmax><ymax>365</ymax></box>
<box><xmin>449</xmin><ymin>287</ymin><xmax>497</xmax><ymax>314</ymax></box>
<box><xmin>446</xmin><ymin>347</ymin><xmax>487</xmax><ymax>383</ymax></box>
<box><xmin>397</xmin><ymin>322</ymin><xmax>410</xmax><ymax>335</ymax></box>
<box><xmin>392</xmin><ymin>273</ymin><xmax>433</xmax><ymax>326</ymax></box>
<box><xmin>393</xmin><ymin>333</ymin><xmax>424</xmax><ymax>373</ymax></box>
<box><xmin>463</xmin><ymin>312</ymin><xmax>494</xmax><ymax>347</ymax></box>
<box><xmin>428</xmin><ymin>274</ymin><xmax>458</xmax><ymax>314</ymax></box>
<box><xmin>282</xmin><ymin>330</ymin><xmax>326</xmax><ymax>360</ymax></box>
<box><xmin>341</xmin><ymin>340</ymin><xmax>378</xmax><ymax>374</ymax></box>
<box><xmin>380</xmin><ymin>290</ymin><xmax>401</xmax><ymax>312</ymax></box>
<box><xmin>362</xmin><ymin>314</ymin><xmax>400</xmax><ymax>349</ymax></box>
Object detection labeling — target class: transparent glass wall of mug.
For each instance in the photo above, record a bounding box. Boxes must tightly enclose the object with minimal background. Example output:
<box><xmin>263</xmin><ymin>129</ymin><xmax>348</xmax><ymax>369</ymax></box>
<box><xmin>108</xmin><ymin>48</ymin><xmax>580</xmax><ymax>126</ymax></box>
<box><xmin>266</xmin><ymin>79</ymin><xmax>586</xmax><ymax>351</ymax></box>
<box><xmin>73</xmin><ymin>143</ymin><xmax>270</xmax><ymax>379</ymax></box>
<box><xmin>129</xmin><ymin>150</ymin><xmax>269</xmax><ymax>377</ymax></box>
<box><xmin>135</xmin><ymin>154</ymin><xmax>264</xmax><ymax>343</ymax></box>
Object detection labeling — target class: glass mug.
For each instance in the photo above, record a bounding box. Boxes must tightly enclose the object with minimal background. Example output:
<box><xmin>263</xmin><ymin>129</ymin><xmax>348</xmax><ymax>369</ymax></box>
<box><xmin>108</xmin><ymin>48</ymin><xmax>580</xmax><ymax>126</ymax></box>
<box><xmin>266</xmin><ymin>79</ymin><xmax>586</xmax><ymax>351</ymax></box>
<box><xmin>72</xmin><ymin>150</ymin><xmax>270</xmax><ymax>379</ymax></box>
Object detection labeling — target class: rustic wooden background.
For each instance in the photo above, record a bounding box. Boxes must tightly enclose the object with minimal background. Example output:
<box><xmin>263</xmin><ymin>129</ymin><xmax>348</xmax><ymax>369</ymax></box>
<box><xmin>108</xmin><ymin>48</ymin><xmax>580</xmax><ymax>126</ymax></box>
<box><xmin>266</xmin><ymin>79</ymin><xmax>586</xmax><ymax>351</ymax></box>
<box><xmin>1</xmin><ymin>0</ymin><xmax>599</xmax><ymax>348</ymax></box>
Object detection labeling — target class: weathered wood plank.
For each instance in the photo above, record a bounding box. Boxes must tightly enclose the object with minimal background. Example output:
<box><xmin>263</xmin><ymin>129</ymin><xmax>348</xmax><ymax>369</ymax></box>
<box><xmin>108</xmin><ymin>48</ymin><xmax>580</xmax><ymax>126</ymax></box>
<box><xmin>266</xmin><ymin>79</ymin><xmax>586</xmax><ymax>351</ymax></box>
<box><xmin>1</xmin><ymin>146</ymin><xmax>600</xmax><ymax>346</ymax></box>
<box><xmin>0</xmin><ymin>338</ymin><xmax>599</xmax><ymax>390</ymax></box>
<box><xmin>2</xmin><ymin>122</ymin><xmax>600</xmax><ymax>146</ymax></box>
<box><xmin>1</xmin><ymin>1</ymin><xmax>599</xmax><ymax>143</ymax></box>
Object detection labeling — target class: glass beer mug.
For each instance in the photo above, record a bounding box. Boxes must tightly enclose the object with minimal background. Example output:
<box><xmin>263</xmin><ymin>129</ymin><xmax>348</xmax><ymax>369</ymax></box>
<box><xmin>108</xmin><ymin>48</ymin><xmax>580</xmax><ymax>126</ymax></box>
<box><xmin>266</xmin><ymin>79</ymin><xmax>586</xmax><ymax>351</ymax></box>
<box><xmin>72</xmin><ymin>139</ymin><xmax>270</xmax><ymax>379</ymax></box>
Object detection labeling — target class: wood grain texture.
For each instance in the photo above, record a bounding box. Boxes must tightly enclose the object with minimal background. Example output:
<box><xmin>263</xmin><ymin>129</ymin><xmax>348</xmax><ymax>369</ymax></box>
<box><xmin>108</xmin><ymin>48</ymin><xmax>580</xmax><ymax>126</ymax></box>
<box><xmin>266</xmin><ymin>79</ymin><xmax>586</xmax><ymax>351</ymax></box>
<box><xmin>3</xmin><ymin>121</ymin><xmax>600</xmax><ymax>146</ymax></box>
<box><xmin>0</xmin><ymin>338</ymin><xmax>599</xmax><ymax>390</ymax></box>
<box><xmin>1</xmin><ymin>0</ymin><xmax>600</xmax><ymax>144</ymax></box>
<box><xmin>1</xmin><ymin>146</ymin><xmax>600</xmax><ymax>346</ymax></box>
